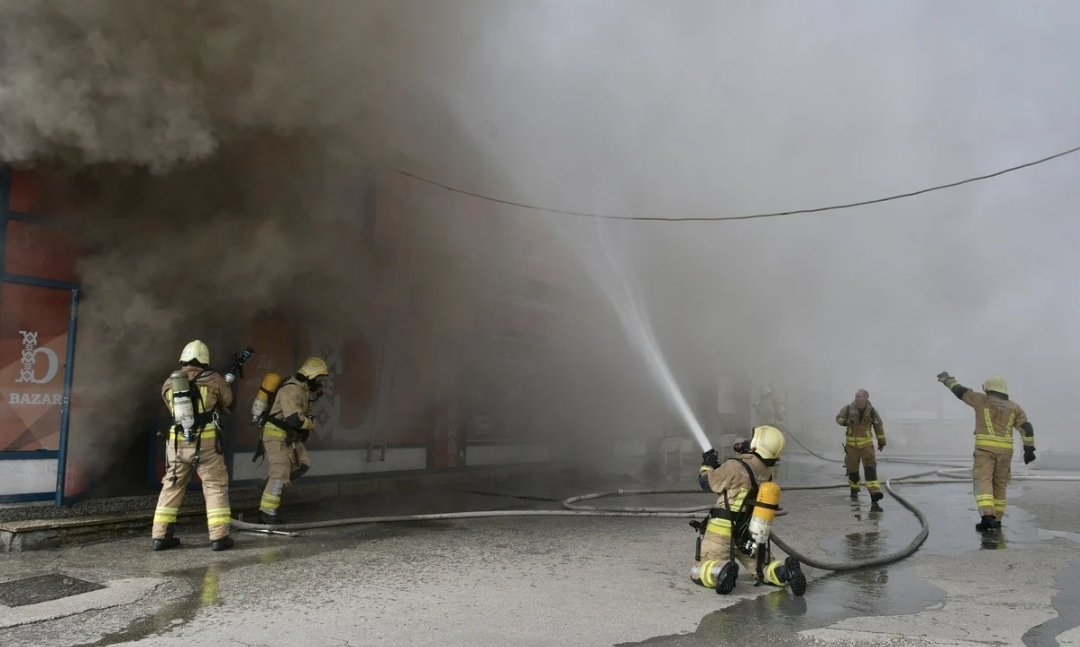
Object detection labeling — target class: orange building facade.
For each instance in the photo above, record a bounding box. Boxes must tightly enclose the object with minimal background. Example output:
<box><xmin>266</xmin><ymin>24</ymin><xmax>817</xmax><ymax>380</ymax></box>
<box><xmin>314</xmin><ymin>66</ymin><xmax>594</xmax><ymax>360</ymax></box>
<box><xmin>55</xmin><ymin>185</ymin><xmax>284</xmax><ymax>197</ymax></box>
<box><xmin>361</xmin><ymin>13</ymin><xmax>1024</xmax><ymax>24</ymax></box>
<box><xmin>0</xmin><ymin>167</ymin><xmax>574</xmax><ymax>504</ymax></box>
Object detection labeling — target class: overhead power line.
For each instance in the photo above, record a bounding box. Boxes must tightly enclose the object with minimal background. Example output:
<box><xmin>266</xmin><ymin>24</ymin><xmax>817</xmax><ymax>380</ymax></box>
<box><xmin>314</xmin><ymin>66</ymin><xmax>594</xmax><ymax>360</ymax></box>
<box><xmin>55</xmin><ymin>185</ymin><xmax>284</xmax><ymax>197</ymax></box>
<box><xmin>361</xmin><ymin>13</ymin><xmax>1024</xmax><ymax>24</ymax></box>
<box><xmin>391</xmin><ymin>142</ymin><xmax>1080</xmax><ymax>222</ymax></box>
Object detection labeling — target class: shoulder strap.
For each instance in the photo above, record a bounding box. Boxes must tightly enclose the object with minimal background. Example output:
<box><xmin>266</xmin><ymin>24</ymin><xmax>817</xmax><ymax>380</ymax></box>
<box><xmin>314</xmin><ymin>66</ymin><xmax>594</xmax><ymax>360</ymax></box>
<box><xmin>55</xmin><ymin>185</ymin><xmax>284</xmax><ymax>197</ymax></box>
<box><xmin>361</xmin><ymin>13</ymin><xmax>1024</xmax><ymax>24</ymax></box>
<box><xmin>188</xmin><ymin>370</ymin><xmax>217</xmax><ymax>425</ymax></box>
<box><xmin>734</xmin><ymin>456</ymin><xmax>759</xmax><ymax>489</ymax></box>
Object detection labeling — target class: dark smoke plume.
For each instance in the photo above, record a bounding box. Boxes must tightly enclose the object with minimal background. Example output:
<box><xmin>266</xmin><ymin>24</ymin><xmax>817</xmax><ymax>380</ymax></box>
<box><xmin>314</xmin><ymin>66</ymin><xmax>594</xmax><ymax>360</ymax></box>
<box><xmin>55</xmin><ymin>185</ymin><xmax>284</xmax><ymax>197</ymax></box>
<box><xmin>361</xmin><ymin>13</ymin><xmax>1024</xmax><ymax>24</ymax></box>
<box><xmin>0</xmin><ymin>0</ymin><xmax>517</xmax><ymax>484</ymax></box>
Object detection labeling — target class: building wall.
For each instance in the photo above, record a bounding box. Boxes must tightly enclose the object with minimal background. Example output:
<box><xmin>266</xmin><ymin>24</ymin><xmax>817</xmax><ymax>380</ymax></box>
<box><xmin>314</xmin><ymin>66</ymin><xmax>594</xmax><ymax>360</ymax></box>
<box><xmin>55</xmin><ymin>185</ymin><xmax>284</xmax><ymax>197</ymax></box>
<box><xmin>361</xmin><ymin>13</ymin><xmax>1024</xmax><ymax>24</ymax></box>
<box><xmin>0</xmin><ymin>169</ymin><xmax>82</xmax><ymax>502</ymax></box>
<box><xmin>0</xmin><ymin>167</ymin><xmax>575</xmax><ymax>502</ymax></box>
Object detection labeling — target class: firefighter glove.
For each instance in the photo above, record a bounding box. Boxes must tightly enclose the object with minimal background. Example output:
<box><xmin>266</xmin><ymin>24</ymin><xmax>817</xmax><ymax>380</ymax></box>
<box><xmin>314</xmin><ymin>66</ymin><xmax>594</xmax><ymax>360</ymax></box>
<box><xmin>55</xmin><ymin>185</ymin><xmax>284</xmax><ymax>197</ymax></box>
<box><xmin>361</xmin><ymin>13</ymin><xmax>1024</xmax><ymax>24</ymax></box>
<box><xmin>877</xmin><ymin>439</ymin><xmax>886</xmax><ymax>452</ymax></box>
<box><xmin>702</xmin><ymin>449</ymin><xmax>721</xmax><ymax>470</ymax></box>
<box><xmin>936</xmin><ymin>371</ymin><xmax>953</xmax><ymax>384</ymax></box>
<box><xmin>1023</xmin><ymin>446</ymin><xmax>1036</xmax><ymax>464</ymax></box>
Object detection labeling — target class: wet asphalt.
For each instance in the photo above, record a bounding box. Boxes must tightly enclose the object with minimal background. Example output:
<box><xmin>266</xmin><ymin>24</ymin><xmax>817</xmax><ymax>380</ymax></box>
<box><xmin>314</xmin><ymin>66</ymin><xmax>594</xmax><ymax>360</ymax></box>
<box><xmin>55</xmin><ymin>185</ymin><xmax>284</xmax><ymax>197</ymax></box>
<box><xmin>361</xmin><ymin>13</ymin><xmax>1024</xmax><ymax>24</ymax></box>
<box><xmin>0</xmin><ymin>454</ymin><xmax>1078</xmax><ymax>647</ymax></box>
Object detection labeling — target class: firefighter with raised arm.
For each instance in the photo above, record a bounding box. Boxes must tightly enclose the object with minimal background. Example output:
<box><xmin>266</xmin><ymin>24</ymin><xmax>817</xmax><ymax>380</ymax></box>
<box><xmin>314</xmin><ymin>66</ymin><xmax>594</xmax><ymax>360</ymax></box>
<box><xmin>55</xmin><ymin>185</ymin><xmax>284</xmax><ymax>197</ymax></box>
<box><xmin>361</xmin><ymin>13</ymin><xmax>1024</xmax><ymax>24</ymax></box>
<box><xmin>937</xmin><ymin>372</ymin><xmax>1035</xmax><ymax>533</ymax></box>
<box><xmin>690</xmin><ymin>425</ymin><xmax>807</xmax><ymax>596</ymax></box>
<box><xmin>836</xmin><ymin>389</ymin><xmax>886</xmax><ymax>504</ymax></box>
<box><xmin>257</xmin><ymin>357</ymin><xmax>329</xmax><ymax>524</ymax></box>
<box><xmin>152</xmin><ymin>340</ymin><xmax>238</xmax><ymax>552</ymax></box>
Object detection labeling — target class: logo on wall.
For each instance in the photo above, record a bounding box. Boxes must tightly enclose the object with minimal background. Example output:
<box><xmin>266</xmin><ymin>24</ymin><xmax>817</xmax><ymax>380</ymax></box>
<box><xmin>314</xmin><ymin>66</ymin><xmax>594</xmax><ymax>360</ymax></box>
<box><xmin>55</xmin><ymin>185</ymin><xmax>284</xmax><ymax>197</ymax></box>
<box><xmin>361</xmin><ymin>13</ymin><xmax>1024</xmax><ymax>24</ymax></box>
<box><xmin>15</xmin><ymin>331</ymin><xmax>59</xmax><ymax>385</ymax></box>
<box><xmin>9</xmin><ymin>330</ymin><xmax>63</xmax><ymax>406</ymax></box>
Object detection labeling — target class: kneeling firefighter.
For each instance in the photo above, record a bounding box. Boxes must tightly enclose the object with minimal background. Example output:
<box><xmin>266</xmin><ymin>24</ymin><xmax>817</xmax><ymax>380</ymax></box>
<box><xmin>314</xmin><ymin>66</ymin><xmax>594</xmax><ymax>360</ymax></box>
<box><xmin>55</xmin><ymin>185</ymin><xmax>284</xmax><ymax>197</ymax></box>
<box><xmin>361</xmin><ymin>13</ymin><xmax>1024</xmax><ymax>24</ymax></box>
<box><xmin>690</xmin><ymin>425</ymin><xmax>806</xmax><ymax>596</ymax></box>
<box><xmin>255</xmin><ymin>357</ymin><xmax>329</xmax><ymax>524</ymax></box>
<box><xmin>152</xmin><ymin>340</ymin><xmax>242</xmax><ymax>552</ymax></box>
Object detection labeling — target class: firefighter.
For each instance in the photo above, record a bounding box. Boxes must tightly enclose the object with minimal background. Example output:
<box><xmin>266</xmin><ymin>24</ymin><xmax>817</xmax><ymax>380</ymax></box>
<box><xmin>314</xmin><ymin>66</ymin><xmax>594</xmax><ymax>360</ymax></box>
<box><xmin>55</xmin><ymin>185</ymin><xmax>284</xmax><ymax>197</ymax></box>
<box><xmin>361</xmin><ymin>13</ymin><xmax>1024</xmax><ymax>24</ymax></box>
<box><xmin>152</xmin><ymin>340</ymin><xmax>235</xmax><ymax>551</ymax></box>
<box><xmin>836</xmin><ymin>389</ymin><xmax>886</xmax><ymax>503</ymax></box>
<box><xmin>691</xmin><ymin>425</ymin><xmax>807</xmax><ymax>596</ymax></box>
<box><xmin>754</xmin><ymin>386</ymin><xmax>786</xmax><ymax>431</ymax></box>
<box><xmin>258</xmin><ymin>356</ymin><xmax>329</xmax><ymax>524</ymax></box>
<box><xmin>937</xmin><ymin>372</ymin><xmax>1035</xmax><ymax>532</ymax></box>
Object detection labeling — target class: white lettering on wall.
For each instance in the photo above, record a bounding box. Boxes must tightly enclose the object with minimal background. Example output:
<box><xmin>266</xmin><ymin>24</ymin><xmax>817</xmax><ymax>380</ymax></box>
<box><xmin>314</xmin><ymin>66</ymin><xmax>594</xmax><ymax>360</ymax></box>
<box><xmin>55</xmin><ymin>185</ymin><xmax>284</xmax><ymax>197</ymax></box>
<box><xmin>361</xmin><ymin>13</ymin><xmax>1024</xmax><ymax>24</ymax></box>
<box><xmin>8</xmin><ymin>393</ymin><xmax>63</xmax><ymax>405</ymax></box>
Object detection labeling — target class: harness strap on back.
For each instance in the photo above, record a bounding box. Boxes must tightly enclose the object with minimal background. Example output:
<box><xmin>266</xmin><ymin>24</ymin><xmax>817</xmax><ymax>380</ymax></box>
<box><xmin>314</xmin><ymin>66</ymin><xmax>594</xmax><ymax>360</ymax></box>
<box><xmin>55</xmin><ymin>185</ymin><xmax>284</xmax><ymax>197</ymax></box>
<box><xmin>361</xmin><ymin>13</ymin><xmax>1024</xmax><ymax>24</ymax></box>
<box><xmin>723</xmin><ymin>490</ymin><xmax>735</xmax><ymax>563</ymax></box>
<box><xmin>734</xmin><ymin>457</ymin><xmax>758</xmax><ymax>490</ymax></box>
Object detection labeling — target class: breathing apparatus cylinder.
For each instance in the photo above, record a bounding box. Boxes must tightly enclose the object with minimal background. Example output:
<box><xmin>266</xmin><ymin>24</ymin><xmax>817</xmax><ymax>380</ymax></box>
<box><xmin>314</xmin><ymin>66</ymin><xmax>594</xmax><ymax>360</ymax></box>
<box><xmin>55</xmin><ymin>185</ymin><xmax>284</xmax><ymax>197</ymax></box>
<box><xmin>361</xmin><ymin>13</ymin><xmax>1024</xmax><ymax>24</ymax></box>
<box><xmin>170</xmin><ymin>370</ymin><xmax>196</xmax><ymax>440</ymax></box>
<box><xmin>748</xmin><ymin>481</ymin><xmax>781</xmax><ymax>546</ymax></box>
<box><xmin>251</xmin><ymin>372</ymin><xmax>281</xmax><ymax>426</ymax></box>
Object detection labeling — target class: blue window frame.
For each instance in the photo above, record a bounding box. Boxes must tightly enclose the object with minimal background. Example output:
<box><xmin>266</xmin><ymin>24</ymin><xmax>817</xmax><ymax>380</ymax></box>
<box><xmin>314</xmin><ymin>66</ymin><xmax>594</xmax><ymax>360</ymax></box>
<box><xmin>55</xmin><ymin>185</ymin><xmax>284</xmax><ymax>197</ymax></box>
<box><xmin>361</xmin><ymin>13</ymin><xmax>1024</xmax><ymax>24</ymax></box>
<box><xmin>0</xmin><ymin>166</ymin><xmax>80</xmax><ymax>506</ymax></box>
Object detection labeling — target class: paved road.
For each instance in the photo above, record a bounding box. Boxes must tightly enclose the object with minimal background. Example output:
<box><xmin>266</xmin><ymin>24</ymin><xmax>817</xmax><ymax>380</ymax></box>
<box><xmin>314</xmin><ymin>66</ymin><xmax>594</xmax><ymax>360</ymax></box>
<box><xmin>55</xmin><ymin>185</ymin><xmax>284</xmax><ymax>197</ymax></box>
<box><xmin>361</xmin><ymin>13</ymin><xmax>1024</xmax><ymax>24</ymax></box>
<box><xmin>1</xmin><ymin>457</ymin><xmax>1078</xmax><ymax>647</ymax></box>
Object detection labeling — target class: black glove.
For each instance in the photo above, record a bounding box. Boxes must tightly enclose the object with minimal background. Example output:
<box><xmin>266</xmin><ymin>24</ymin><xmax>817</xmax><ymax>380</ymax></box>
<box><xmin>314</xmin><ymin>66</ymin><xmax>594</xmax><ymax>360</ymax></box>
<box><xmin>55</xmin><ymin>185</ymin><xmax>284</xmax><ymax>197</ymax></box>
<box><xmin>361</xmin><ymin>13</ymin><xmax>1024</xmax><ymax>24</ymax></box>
<box><xmin>732</xmin><ymin>440</ymin><xmax>751</xmax><ymax>455</ymax></box>
<box><xmin>936</xmin><ymin>371</ymin><xmax>953</xmax><ymax>384</ymax></box>
<box><xmin>298</xmin><ymin>428</ymin><xmax>311</xmax><ymax>443</ymax></box>
<box><xmin>1023</xmin><ymin>446</ymin><xmax>1036</xmax><ymax>464</ymax></box>
<box><xmin>702</xmin><ymin>449</ymin><xmax>721</xmax><ymax>470</ymax></box>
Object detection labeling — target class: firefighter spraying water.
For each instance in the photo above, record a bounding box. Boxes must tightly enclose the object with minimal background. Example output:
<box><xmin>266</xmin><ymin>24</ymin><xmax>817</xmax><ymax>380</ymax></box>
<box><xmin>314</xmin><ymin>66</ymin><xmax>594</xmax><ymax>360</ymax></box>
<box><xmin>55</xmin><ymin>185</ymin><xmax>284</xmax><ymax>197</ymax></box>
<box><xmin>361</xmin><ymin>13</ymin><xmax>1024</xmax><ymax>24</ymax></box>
<box><xmin>691</xmin><ymin>425</ymin><xmax>806</xmax><ymax>596</ymax></box>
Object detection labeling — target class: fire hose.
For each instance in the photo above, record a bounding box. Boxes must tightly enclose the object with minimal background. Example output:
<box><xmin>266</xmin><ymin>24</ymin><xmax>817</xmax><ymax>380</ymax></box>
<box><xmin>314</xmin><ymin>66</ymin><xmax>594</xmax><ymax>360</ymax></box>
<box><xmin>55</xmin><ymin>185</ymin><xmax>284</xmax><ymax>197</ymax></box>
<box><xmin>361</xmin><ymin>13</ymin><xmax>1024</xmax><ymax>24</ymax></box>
<box><xmin>230</xmin><ymin>432</ymin><xmax>1080</xmax><ymax>573</ymax></box>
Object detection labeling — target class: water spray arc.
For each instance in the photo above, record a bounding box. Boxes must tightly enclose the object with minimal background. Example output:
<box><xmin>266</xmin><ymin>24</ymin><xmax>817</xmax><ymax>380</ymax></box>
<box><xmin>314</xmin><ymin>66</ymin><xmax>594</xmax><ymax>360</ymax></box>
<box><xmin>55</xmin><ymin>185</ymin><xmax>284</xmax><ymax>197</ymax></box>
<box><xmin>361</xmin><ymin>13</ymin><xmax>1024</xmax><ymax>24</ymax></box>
<box><xmin>562</xmin><ymin>221</ymin><xmax>711</xmax><ymax>451</ymax></box>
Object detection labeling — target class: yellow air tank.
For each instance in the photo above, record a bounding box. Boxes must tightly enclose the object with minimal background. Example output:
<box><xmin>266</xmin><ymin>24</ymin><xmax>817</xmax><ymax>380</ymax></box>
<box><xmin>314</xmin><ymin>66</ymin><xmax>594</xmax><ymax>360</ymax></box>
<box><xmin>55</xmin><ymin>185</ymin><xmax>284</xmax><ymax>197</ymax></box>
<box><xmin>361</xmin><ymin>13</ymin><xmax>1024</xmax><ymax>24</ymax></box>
<box><xmin>250</xmin><ymin>372</ymin><xmax>281</xmax><ymax>425</ymax></box>
<box><xmin>748</xmin><ymin>481</ymin><xmax>781</xmax><ymax>546</ymax></box>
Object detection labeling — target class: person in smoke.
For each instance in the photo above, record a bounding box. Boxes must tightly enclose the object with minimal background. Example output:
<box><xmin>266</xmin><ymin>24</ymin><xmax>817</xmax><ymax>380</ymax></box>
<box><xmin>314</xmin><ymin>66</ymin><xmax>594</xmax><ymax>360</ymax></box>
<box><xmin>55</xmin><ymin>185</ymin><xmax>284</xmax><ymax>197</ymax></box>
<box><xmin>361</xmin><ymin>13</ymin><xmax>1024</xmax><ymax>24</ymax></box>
<box><xmin>257</xmin><ymin>357</ymin><xmax>329</xmax><ymax>524</ymax></box>
<box><xmin>753</xmin><ymin>386</ymin><xmax>786</xmax><ymax>431</ymax></box>
<box><xmin>753</xmin><ymin>386</ymin><xmax>785</xmax><ymax>480</ymax></box>
<box><xmin>936</xmin><ymin>372</ymin><xmax>1036</xmax><ymax>533</ymax></box>
<box><xmin>153</xmin><ymin>340</ymin><xmax>235</xmax><ymax>551</ymax></box>
<box><xmin>836</xmin><ymin>389</ymin><xmax>886</xmax><ymax>504</ymax></box>
<box><xmin>691</xmin><ymin>425</ymin><xmax>807</xmax><ymax>596</ymax></box>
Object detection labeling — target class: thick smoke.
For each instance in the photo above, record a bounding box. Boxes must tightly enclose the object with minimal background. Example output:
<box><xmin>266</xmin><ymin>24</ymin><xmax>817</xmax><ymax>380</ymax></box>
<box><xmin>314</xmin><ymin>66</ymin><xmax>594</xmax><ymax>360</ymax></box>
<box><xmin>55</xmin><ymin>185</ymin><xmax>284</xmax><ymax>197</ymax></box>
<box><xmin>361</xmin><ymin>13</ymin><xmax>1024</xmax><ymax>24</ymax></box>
<box><xmin>3</xmin><ymin>0</ymin><xmax>1079</xmax><ymax>488</ymax></box>
<box><xmin>0</xmin><ymin>0</ymin><xmax>511</xmax><ymax>483</ymax></box>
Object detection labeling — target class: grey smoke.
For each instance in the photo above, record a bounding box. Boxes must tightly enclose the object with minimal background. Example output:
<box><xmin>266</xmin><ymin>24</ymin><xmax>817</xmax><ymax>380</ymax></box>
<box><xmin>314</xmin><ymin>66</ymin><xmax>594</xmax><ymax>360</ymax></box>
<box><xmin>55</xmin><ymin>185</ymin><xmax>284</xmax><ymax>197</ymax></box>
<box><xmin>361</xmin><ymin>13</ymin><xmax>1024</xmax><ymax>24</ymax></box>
<box><xmin>2</xmin><ymin>0</ymin><xmax>1078</xmax><ymax>488</ymax></box>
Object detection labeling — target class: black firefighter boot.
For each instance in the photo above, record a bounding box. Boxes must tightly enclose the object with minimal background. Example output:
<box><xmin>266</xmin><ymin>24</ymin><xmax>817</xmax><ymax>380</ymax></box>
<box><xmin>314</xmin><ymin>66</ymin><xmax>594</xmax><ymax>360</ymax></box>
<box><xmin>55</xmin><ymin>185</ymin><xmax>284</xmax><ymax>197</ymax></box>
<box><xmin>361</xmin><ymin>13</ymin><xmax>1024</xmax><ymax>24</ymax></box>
<box><xmin>975</xmin><ymin>515</ymin><xmax>1000</xmax><ymax>532</ymax></box>
<box><xmin>714</xmin><ymin>561</ymin><xmax>739</xmax><ymax>595</ymax></box>
<box><xmin>152</xmin><ymin>524</ymin><xmax>181</xmax><ymax>551</ymax></box>
<box><xmin>259</xmin><ymin>511</ymin><xmax>283</xmax><ymax>524</ymax></box>
<box><xmin>211</xmin><ymin>535</ymin><xmax>235</xmax><ymax>551</ymax></box>
<box><xmin>778</xmin><ymin>556</ymin><xmax>807</xmax><ymax>597</ymax></box>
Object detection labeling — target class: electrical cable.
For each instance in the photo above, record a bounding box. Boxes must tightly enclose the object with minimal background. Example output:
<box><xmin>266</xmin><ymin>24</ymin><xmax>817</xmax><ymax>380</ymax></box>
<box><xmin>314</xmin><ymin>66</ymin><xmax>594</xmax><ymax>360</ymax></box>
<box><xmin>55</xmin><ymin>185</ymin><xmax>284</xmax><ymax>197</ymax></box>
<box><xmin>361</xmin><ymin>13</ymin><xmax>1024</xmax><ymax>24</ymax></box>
<box><xmin>388</xmin><ymin>142</ymin><xmax>1080</xmax><ymax>223</ymax></box>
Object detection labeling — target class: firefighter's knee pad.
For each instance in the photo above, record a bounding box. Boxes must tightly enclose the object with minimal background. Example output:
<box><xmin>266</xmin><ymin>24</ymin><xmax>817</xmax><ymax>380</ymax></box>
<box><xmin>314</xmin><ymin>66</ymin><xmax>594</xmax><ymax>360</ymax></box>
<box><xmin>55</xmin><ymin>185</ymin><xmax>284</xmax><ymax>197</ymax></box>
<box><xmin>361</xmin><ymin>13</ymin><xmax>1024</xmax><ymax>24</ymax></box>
<box><xmin>290</xmin><ymin>464</ymin><xmax>309</xmax><ymax>481</ymax></box>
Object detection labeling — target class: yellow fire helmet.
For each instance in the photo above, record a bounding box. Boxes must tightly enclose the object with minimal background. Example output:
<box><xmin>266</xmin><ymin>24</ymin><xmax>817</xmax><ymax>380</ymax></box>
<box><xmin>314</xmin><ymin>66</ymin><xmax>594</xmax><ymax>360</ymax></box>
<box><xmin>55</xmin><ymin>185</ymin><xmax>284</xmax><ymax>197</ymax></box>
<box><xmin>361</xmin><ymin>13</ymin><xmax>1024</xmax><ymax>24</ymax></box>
<box><xmin>298</xmin><ymin>357</ymin><xmax>330</xmax><ymax>380</ymax></box>
<box><xmin>179</xmin><ymin>340</ymin><xmax>210</xmax><ymax>366</ymax></box>
<box><xmin>750</xmin><ymin>425</ymin><xmax>786</xmax><ymax>461</ymax></box>
<box><xmin>982</xmin><ymin>376</ymin><xmax>1008</xmax><ymax>396</ymax></box>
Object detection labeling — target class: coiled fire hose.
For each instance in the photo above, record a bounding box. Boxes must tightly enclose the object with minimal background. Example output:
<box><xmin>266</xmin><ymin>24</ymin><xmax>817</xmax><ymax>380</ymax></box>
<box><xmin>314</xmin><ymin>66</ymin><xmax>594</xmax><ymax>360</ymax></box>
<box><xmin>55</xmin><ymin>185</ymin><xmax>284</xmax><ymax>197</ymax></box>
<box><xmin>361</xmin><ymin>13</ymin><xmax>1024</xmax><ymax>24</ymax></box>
<box><xmin>230</xmin><ymin>432</ymin><xmax>1080</xmax><ymax>573</ymax></box>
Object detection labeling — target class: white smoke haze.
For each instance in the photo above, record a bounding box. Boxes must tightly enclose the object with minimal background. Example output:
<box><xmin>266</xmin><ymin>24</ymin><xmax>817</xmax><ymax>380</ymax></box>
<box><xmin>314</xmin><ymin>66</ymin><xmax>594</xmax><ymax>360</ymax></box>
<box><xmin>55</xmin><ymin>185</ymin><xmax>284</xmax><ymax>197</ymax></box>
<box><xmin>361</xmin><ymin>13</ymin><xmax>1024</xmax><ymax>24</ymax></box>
<box><xmin>1</xmin><ymin>0</ymin><xmax>1078</xmax><ymax>486</ymax></box>
<box><xmin>423</xmin><ymin>0</ymin><xmax>1080</xmax><ymax>450</ymax></box>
